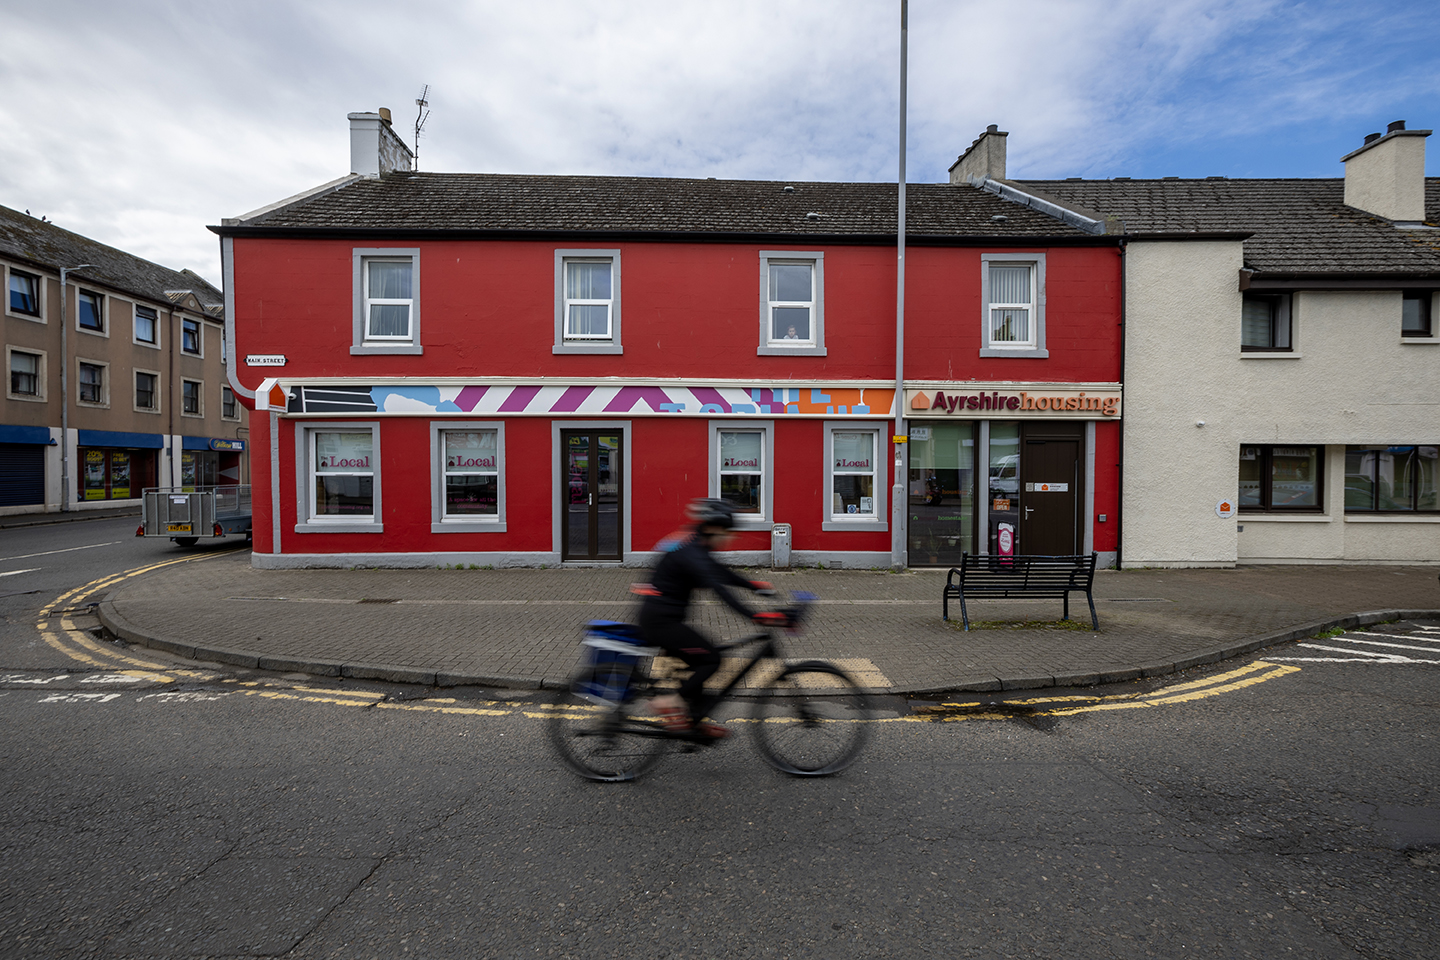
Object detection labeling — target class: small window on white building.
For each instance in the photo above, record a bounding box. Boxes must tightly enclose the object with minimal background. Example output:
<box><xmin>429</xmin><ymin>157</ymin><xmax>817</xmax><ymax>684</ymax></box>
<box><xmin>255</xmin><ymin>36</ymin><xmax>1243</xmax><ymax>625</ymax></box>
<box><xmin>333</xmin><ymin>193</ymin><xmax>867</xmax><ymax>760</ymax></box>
<box><xmin>1241</xmin><ymin>293</ymin><xmax>1292</xmax><ymax>351</ymax></box>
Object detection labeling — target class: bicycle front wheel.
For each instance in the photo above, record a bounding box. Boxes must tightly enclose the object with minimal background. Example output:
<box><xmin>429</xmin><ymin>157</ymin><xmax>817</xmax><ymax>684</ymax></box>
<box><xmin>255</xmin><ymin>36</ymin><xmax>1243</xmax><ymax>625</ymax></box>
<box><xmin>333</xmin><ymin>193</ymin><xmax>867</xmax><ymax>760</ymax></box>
<box><xmin>751</xmin><ymin>660</ymin><xmax>872</xmax><ymax>776</ymax></box>
<box><xmin>547</xmin><ymin>666</ymin><xmax>667</xmax><ymax>782</ymax></box>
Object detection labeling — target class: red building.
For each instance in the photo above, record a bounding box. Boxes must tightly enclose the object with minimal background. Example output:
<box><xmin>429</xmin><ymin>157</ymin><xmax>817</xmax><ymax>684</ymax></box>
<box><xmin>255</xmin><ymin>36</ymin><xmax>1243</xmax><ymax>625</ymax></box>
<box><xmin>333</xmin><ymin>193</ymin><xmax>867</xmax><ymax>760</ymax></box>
<box><xmin>215</xmin><ymin>115</ymin><xmax>1121</xmax><ymax>569</ymax></box>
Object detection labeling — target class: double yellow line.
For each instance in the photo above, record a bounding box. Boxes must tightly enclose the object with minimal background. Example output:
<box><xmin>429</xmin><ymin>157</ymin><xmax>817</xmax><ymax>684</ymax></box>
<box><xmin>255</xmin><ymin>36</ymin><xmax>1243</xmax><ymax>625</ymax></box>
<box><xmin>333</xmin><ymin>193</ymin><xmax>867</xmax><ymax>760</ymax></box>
<box><xmin>924</xmin><ymin>659</ymin><xmax>1300</xmax><ymax>721</ymax></box>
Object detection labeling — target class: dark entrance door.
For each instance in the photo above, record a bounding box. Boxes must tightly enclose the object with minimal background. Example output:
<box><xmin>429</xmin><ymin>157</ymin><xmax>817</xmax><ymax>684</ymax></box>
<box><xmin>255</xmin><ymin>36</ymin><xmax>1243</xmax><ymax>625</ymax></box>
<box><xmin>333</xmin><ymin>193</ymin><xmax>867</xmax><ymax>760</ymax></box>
<box><xmin>1020</xmin><ymin>427</ymin><xmax>1081</xmax><ymax>556</ymax></box>
<box><xmin>562</xmin><ymin>430</ymin><xmax>623</xmax><ymax>561</ymax></box>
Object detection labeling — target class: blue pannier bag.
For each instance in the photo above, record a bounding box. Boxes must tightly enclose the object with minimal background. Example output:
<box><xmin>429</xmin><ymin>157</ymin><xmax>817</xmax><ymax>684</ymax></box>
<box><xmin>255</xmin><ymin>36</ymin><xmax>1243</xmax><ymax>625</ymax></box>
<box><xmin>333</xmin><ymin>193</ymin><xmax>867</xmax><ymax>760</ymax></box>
<box><xmin>577</xmin><ymin>621</ymin><xmax>660</xmax><ymax>704</ymax></box>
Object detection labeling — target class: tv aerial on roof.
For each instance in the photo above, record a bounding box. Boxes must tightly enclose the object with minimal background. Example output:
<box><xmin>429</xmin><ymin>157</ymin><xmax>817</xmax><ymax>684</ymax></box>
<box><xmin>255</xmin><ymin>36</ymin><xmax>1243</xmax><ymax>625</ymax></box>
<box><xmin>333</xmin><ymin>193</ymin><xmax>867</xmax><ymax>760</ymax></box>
<box><xmin>414</xmin><ymin>85</ymin><xmax>431</xmax><ymax>171</ymax></box>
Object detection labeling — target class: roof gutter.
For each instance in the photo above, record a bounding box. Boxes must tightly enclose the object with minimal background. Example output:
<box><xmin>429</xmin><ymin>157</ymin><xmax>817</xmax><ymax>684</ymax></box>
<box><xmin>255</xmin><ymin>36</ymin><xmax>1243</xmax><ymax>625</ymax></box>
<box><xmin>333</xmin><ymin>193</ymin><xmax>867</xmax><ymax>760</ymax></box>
<box><xmin>204</xmin><ymin>225</ymin><xmax>1118</xmax><ymax>247</ymax></box>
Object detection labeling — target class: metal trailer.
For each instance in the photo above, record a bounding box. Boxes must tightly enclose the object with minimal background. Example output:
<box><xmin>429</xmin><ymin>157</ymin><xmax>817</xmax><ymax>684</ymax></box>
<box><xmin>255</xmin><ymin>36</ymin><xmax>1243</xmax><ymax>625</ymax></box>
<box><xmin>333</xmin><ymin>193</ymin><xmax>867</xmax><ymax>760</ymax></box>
<box><xmin>138</xmin><ymin>485</ymin><xmax>253</xmax><ymax>548</ymax></box>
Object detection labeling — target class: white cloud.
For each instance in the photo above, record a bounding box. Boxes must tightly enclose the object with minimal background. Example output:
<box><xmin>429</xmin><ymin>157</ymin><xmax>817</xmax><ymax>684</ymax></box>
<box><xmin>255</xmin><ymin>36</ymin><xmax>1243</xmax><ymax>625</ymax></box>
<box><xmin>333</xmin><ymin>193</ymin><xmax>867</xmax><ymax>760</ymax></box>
<box><xmin>0</xmin><ymin>0</ymin><xmax>1433</xmax><ymax>286</ymax></box>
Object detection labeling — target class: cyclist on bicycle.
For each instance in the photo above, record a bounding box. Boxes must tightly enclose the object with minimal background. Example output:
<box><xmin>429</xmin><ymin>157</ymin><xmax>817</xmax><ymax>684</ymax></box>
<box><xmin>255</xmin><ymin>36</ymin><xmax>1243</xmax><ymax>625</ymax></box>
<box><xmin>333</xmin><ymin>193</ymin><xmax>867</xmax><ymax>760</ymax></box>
<box><xmin>639</xmin><ymin>499</ymin><xmax>783</xmax><ymax>738</ymax></box>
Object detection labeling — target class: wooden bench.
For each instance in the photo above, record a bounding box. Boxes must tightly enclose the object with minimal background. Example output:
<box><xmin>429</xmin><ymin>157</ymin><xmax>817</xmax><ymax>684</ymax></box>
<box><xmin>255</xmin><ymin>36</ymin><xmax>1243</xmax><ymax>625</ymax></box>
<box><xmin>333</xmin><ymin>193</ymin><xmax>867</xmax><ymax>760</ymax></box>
<box><xmin>943</xmin><ymin>553</ymin><xmax>1099</xmax><ymax>631</ymax></box>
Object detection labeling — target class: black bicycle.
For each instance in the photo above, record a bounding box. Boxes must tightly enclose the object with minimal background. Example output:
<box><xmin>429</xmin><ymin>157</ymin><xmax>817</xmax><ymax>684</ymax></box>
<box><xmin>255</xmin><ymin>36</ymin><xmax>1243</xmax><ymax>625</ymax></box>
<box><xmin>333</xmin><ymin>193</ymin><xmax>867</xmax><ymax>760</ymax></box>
<box><xmin>546</xmin><ymin>592</ymin><xmax>873</xmax><ymax>782</ymax></box>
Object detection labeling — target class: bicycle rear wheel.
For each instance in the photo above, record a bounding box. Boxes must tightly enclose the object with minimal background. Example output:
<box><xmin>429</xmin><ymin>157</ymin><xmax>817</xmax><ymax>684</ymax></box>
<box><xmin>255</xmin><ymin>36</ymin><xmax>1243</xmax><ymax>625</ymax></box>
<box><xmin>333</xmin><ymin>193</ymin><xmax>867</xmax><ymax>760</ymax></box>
<box><xmin>751</xmin><ymin>660</ymin><xmax>872</xmax><ymax>776</ymax></box>
<box><xmin>547</xmin><ymin>666</ymin><xmax>667</xmax><ymax>782</ymax></box>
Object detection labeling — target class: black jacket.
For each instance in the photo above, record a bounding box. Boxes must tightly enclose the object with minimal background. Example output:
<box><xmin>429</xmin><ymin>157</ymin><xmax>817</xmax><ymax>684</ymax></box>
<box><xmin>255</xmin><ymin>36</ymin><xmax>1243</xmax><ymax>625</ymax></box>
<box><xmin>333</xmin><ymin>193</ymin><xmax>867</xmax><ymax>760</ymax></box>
<box><xmin>640</xmin><ymin>536</ymin><xmax>758</xmax><ymax>622</ymax></box>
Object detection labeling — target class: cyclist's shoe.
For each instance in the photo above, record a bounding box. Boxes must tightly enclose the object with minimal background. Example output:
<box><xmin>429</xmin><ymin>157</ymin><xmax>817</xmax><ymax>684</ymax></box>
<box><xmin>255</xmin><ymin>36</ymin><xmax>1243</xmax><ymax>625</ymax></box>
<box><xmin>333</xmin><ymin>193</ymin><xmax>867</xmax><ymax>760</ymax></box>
<box><xmin>696</xmin><ymin>721</ymin><xmax>730</xmax><ymax>740</ymax></box>
<box><xmin>651</xmin><ymin>700</ymin><xmax>693</xmax><ymax>732</ymax></box>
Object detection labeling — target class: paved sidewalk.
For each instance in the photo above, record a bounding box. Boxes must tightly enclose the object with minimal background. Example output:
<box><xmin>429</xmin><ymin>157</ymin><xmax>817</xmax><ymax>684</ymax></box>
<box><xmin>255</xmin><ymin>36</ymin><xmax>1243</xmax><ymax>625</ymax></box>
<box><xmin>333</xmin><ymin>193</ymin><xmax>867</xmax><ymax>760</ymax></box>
<box><xmin>97</xmin><ymin>551</ymin><xmax>1440</xmax><ymax>695</ymax></box>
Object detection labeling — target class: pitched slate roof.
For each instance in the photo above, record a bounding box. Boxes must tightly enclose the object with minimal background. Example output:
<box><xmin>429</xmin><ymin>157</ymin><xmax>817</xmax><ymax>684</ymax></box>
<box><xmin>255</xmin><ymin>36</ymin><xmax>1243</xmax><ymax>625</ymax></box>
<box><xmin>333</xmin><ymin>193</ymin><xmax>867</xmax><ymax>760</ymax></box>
<box><xmin>1015</xmin><ymin>178</ymin><xmax>1440</xmax><ymax>278</ymax></box>
<box><xmin>0</xmin><ymin>204</ymin><xmax>224</xmax><ymax>315</ymax></box>
<box><xmin>218</xmin><ymin>171</ymin><xmax>1097</xmax><ymax>241</ymax></box>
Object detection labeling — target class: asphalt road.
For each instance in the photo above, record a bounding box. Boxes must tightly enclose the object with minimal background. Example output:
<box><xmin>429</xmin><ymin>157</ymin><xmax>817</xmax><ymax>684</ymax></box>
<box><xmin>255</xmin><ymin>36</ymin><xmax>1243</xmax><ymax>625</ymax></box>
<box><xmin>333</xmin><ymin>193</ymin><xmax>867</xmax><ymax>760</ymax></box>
<box><xmin>2</xmin><ymin>518</ymin><xmax>1437</xmax><ymax>958</ymax></box>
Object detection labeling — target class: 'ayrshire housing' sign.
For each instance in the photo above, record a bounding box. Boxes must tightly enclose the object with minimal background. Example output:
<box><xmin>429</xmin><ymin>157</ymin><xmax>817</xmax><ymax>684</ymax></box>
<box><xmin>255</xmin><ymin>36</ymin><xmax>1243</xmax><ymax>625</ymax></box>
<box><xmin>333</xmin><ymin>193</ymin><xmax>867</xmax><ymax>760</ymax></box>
<box><xmin>906</xmin><ymin>384</ymin><xmax>1122</xmax><ymax>420</ymax></box>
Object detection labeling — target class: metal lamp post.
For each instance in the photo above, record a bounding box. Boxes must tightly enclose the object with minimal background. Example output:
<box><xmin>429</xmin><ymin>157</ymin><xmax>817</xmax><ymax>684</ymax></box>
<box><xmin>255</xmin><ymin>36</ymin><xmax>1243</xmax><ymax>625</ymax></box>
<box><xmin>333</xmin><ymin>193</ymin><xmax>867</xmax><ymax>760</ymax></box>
<box><xmin>58</xmin><ymin>264</ymin><xmax>93</xmax><ymax>512</ymax></box>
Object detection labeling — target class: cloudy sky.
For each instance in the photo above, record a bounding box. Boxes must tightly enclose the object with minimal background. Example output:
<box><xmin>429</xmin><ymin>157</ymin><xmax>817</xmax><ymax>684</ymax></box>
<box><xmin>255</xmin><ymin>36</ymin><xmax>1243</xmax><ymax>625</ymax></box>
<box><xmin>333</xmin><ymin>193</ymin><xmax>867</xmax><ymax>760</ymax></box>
<box><xmin>2</xmin><ymin>0</ymin><xmax>1436</xmax><ymax>287</ymax></box>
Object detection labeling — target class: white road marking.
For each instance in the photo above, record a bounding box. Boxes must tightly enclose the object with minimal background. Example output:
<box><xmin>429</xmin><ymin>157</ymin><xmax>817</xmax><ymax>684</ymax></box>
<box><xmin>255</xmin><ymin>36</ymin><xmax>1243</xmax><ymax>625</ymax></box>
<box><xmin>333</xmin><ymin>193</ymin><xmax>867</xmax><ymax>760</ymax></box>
<box><xmin>38</xmin><ymin>693</ymin><xmax>122</xmax><ymax>703</ymax></box>
<box><xmin>1267</xmin><ymin>629</ymin><xmax>1440</xmax><ymax>665</ymax></box>
<box><xmin>0</xmin><ymin>568</ymin><xmax>41</xmax><ymax>578</ymax></box>
<box><xmin>0</xmin><ymin>674</ymin><xmax>71</xmax><ymax>684</ymax></box>
<box><xmin>137</xmin><ymin>691</ymin><xmax>234</xmax><ymax>703</ymax></box>
<box><xmin>80</xmin><ymin>673</ymin><xmax>161</xmax><ymax>684</ymax></box>
<box><xmin>0</xmin><ymin>541</ymin><xmax>123</xmax><ymax>563</ymax></box>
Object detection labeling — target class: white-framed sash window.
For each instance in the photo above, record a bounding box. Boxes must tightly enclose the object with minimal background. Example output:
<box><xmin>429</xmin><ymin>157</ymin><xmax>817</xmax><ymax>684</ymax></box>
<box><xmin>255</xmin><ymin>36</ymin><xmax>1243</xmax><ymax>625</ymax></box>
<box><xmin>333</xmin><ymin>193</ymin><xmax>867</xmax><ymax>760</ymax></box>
<box><xmin>823</xmin><ymin>423</ymin><xmax>887</xmax><ymax>532</ymax></box>
<box><xmin>554</xmin><ymin>250</ymin><xmax>622</xmax><ymax>354</ymax></box>
<box><xmin>432</xmin><ymin>423</ymin><xmax>507</xmax><ymax>532</ymax></box>
<box><xmin>709</xmin><ymin>421</ymin><xmax>774</xmax><ymax>528</ymax></box>
<box><xmin>758</xmin><ymin>251</ymin><xmax>826</xmax><ymax>356</ymax></box>
<box><xmin>296</xmin><ymin>423</ymin><xmax>384</xmax><ymax>532</ymax></box>
<box><xmin>980</xmin><ymin>253</ymin><xmax>1048</xmax><ymax>358</ymax></box>
<box><xmin>352</xmin><ymin>249</ymin><xmax>421</xmax><ymax>355</ymax></box>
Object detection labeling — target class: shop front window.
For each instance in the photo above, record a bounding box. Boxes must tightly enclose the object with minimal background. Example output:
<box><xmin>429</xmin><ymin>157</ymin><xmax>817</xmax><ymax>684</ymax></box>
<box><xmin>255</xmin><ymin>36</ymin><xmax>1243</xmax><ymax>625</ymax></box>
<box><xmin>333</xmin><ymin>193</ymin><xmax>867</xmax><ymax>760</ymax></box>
<box><xmin>1345</xmin><ymin>446</ymin><xmax>1438</xmax><ymax>512</ymax></box>
<box><xmin>830</xmin><ymin>431</ymin><xmax>876</xmax><ymax>519</ymax></box>
<box><xmin>1239</xmin><ymin>445</ymin><xmax>1322</xmax><ymax>511</ymax></box>
<box><xmin>442</xmin><ymin>430</ymin><xmax>499</xmax><ymax>517</ymax></box>
<box><xmin>180</xmin><ymin>451</ymin><xmax>219</xmax><ymax>491</ymax></box>
<box><xmin>718</xmin><ymin>430</ymin><xmax>764</xmax><ymax>514</ymax></box>
<box><xmin>78</xmin><ymin>448</ymin><xmax>154</xmax><ymax>501</ymax></box>
<box><xmin>907</xmin><ymin>422</ymin><xmax>975</xmax><ymax>565</ymax></box>
<box><xmin>312</xmin><ymin>431</ymin><xmax>375</xmax><ymax>519</ymax></box>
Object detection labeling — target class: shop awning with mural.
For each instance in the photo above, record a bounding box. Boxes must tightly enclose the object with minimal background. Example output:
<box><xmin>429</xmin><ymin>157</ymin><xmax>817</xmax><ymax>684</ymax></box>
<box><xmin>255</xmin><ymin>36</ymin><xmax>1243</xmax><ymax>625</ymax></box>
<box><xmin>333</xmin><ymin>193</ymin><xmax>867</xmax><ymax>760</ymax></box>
<box><xmin>256</xmin><ymin>380</ymin><xmax>898</xmax><ymax>418</ymax></box>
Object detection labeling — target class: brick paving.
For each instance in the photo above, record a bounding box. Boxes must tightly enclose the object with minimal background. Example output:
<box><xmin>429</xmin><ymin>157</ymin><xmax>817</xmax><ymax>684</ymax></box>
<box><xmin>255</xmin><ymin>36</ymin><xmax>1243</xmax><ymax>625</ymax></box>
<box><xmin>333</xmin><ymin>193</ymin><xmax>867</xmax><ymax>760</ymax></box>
<box><xmin>98</xmin><ymin>553</ymin><xmax>1440</xmax><ymax>694</ymax></box>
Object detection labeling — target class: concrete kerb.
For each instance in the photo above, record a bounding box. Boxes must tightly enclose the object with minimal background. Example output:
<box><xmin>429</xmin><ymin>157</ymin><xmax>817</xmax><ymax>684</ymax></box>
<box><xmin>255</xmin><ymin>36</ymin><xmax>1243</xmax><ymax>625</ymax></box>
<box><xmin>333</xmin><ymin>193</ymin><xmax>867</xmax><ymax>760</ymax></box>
<box><xmin>94</xmin><ymin>597</ymin><xmax>1440</xmax><ymax>698</ymax></box>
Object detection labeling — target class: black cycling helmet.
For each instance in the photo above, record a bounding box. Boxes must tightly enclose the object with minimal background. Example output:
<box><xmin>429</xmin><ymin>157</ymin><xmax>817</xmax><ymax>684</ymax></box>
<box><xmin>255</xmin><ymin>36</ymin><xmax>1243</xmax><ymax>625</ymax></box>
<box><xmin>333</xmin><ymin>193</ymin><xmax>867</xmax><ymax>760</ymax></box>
<box><xmin>688</xmin><ymin>498</ymin><xmax>736</xmax><ymax>530</ymax></box>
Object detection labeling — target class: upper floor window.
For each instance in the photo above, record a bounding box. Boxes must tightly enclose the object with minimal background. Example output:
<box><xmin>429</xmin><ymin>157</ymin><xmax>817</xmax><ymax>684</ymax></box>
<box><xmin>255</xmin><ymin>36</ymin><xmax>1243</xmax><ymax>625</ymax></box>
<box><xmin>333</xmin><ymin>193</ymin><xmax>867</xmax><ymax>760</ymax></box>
<box><xmin>182</xmin><ymin>379</ymin><xmax>202</xmax><ymax>415</ymax></box>
<box><xmin>1402</xmin><ymin>292</ymin><xmax>1433</xmax><ymax>338</ymax></box>
<box><xmin>553</xmin><ymin>250</ymin><xmax>622</xmax><ymax>354</ymax></box>
<box><xmin>78</xmin><ymin>290</ymin><xmax>104</xmax><ymax>331</ymax></box>
<box><xmin>758</xmin><ymin>251</ymin><xmax>825</xmax><ymax>356</ymax></box>
<box><xmin>182</xmin><ymin>318</ymin><xmax>202</xmax><ymax>355</ymax></box>
<box><xmin>1239</xmin><ymin>445</ymin><xmax>1321</xmax><ymax>512</ymax></box>
<box><xmin>136</xmin><ymin>372</ymin><xmax>158</xmax><ymax>411</ymax></box>
<box><xmin>134</xmin><ymin>305</ymin><xmax>157</xmax><ymax>344</ymax></box>
<box><xmin>222</xmin><ymin>385</ymin><xmax>238</xmax><ymax>420</ymax></box>
<box><xmin>9</xmin><ymin>270</ymin><xmax>40</xmax><ymax>317</ymax></box>
<box><xmin>352</xmin><ymin>249</ymin><xmax>421</xmax><ymax>355</ymax></box>
<box><xmin>980</xmin><ymin>253</ymin><xmax>1047</xmax><ymax>358</ymax></box>
<box><xmin>78</xmin><ymin>361</ymin><xmax>105</xmax><ymax>405</ymax></box>
<box><xmin>1345</xmin><ymin>446</ymin><xmax>1438</xmax><ymax>513</ymax></box>
<box><xmin>8</xmin><ymin>349</ymin><xmax>42</xmax><ymax>398</ymax></box>
<box><xmin>1241</xmin><ymin>293</ymin><xmax>1291</xmax><ymax>352</ymax></box>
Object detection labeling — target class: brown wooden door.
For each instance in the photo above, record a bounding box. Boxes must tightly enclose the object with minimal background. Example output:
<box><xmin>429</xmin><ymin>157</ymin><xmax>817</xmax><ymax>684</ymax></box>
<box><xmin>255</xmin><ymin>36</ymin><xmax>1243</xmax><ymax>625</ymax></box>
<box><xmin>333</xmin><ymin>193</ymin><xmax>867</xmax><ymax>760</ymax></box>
<box><xmin>1019</xmin><ymin>436</ymin><xmax>1080</xmax><ymax>556</ymax></box>
<box><xmin>561</xmin><ymin>430</ymin><xmax>623</xmax><ymax>561</ymax></box>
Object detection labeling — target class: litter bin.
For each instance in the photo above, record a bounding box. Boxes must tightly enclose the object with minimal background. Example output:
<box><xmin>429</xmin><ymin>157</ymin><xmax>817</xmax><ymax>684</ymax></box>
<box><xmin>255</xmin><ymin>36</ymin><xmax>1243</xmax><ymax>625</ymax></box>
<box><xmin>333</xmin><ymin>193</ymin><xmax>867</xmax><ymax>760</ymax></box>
<box><xmin>771</xmin><ymin>522</ymin><xmax>792</xmax><ymax>570</ymax></box>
